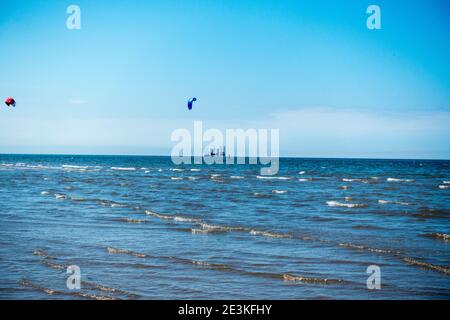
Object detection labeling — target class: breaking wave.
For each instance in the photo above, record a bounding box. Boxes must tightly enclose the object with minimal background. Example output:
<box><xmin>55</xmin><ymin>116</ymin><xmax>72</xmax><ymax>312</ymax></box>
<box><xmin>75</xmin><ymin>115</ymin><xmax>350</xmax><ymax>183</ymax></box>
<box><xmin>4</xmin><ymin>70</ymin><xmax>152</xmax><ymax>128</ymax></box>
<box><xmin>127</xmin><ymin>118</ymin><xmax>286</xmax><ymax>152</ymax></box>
<box><xmin>256</xmin><ymin>176</ymin><xmax>290</xmax><ymax>180</ymax></box>
<box><xmin>111</xmin><ymin>167</ymin><xmax>136</xmax><ymax>171</ymax></box>
<box><xmin>387</xmin><ymin>178</ymin><xmax>415</xmax><ymax>182</ymax></box>
<box><xmin>378</xmin><ymin>199</ymin><xmax>411</xmax><ymax>206</ymax></box>
<box><xmin>424</xmin><ymin>233</ymin><xmax>450</xmax><ymax>242</ymax></box>
<box><xmin>403</xmin><ymin>257</ymin><xmax>450</xmax><ymax>275</ymax></box>
<box><xmin>272</xmin><ymin>190</ymin><xmax>288</xmax><ymax>194</ymax></box>
<box><xmin>326</xmin><ymin>201</ymin><xmax>364</xmax><ymax>208</ymax></box>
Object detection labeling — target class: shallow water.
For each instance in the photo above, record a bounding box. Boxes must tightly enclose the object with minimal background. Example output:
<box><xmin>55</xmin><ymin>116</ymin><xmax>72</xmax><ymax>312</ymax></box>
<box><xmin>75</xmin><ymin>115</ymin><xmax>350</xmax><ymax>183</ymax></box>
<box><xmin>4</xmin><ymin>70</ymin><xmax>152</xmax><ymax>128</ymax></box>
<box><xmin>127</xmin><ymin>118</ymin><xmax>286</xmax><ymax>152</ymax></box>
<box><xmin>0</xmin><ymin>155</ymin><xmax>449</xmax><ymax>299</ymax></box>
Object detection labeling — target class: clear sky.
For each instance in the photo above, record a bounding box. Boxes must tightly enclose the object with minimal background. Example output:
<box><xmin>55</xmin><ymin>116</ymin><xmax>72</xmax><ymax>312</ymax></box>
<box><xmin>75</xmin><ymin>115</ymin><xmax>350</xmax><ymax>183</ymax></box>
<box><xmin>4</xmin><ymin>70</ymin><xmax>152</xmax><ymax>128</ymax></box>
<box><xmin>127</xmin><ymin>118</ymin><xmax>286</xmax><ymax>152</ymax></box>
<box><xmin>0</xmin><ymin>0</ymin><xmax>449</xmax><ymax>158</ymax></box>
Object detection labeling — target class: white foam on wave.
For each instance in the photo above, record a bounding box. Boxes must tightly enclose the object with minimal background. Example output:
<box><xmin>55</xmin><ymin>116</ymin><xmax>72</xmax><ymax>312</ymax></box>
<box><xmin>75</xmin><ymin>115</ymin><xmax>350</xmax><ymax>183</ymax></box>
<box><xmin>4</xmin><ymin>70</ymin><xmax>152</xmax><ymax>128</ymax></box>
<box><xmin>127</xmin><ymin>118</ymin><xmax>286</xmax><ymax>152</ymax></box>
<box><xmin>173</xmin><ymin>216</ymin><xmax>201</xmax><ymax>223</ymax></box>
<box><xmin>342</xmin><ymin>178</ymin><xmax>368</xmax><ymax>183</ymax></box>
<box><xmin>211</xmin><ymin>174</ymin><xmax>221</xmax><ymax>177</ymax></box>
<box><xmin>111</xmin><ymin>167</ymin><xmax>136</xmax><ymax>171</ymax></box>
<box><xmin>145</xmin><ymin>210</ymin><xmax>201</xmax><ymax>223</ymax></box>
<box><xmin>170</xmin><ymin>168</ymin><xmax>184</xmax><ymax>172</ymax></box>
<box><xmin>62</xmin><ymin>165</ymin><xmax>89</xmax><ymax>170</ymax></box>
<box><xmin>26</xmin><ymin>164</ymin><xmax>54</xmax><ymax>170</ymax></box>
<box><xmin>378</xmin><ymin>199</ymin><xmax>411</xmax><ymax>206</ymax></box>
<box><xmin>230</xmin><ymin>176</ymin><xmax>244</xmax><ymax>179</ymax></box>
<box><xmin>298</xmin><ymin>178</ymin><xmax>312</xmax><ymax>182</ymax></box>
<box><xmin>443</xmin><ymin>181</ymin><xmax>450</xmax><ymax>184</ymax></box>
<box><xmin>387</xmin><ymin>178</ymin><xmax>415</xmax><ymax>182</ymax></box>
<box><xmin>40</xmin><ymin>191</ymin><xmax>50</xmax><ymax>195</ymax></box>
<box><xmin>110</xmin><ymin>203</ymin><xmax>127</xmax><ymax>208</ymax></box>
<box><xmin>249</xmin><ymin>229</ymin><xmax>292</xmax><ymax>239</ymax></box>
<box><xmin>54</xmin><ymin>193</ymin><xmax>66</xmax><ymax>200</ymax></box>
<box><xmin>272</xmin><ymin>190</ymin><xmax>288</xmax><ymax>194</ymax></box>
<box><xmin>438</xmin><ymin>185</ymin><xmax>449</xmax><ymax>189</ymax></box>
<box><xmin>171</xmin><ymin>177</ymin><xmax>183</xmax><ymax>180</ymax></box>
<box><xmin>326</xmin><ymin>201</ymin><xmax>364</xmax><ymax>208</ymax></box>
<box><xmin>190</xmin><ymin>168</ymin><xmax>201</xmax><ymax>172</ymax></box>
<box><xmin>144</xmin><ymin>170</ymin><xmax>150</xmax><ymax>173</ymax></box>
<box><xmin>1</xmin><ymin>163</ymin><xmax>14</xmax><ymax>167</ymax></box>
<box><xmin>256</xmin><ymin>176</ymin><xmax>290</xmax><ymax>180</ymax></box>
<box><xmin>299</xmin><ymin>171</ymin><xmax>306</xmax><ymax>175</ymax></box>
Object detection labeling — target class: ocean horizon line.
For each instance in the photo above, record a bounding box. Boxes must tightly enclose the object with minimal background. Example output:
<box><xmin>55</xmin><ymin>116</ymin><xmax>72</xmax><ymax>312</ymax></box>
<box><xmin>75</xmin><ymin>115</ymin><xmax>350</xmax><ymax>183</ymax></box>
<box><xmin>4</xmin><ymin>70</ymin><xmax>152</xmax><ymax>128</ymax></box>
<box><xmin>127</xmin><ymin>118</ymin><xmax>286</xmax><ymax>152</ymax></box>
<box><xmin>0</xmin><ymin>152</ymin><xmax>449</xmax><ymax>162</ymax></box>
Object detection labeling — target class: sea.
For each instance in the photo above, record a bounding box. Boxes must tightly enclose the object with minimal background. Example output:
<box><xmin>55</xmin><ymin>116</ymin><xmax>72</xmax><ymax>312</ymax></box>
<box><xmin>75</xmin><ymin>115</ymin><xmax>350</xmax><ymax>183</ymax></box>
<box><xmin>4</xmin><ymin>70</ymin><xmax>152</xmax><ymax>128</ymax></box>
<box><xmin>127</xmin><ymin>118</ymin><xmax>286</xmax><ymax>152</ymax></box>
<box><xmin>0</xmin><ymin>154</ymin><xmax>449</xmax><ymax>299</ymax></box>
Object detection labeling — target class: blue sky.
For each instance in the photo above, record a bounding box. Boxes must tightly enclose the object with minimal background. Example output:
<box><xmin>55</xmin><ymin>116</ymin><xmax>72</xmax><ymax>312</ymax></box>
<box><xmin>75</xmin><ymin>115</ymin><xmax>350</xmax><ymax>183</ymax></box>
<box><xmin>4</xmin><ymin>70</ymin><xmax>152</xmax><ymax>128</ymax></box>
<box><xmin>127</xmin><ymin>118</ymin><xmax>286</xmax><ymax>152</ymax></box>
<box><xmin>0</xmin><ymin>0</ymin><xmax>449</xmax><ymax>158</ymax></box>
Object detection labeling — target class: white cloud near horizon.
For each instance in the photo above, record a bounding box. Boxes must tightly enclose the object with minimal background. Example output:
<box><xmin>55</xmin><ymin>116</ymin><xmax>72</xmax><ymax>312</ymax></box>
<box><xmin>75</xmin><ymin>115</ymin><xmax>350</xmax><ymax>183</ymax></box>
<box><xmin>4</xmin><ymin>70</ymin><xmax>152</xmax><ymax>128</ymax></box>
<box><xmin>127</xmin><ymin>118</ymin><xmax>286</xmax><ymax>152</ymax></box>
<box><xmin>0</xmin><ymin>108</ymin><xmax>449</xmax><ymax>159</ymax></box>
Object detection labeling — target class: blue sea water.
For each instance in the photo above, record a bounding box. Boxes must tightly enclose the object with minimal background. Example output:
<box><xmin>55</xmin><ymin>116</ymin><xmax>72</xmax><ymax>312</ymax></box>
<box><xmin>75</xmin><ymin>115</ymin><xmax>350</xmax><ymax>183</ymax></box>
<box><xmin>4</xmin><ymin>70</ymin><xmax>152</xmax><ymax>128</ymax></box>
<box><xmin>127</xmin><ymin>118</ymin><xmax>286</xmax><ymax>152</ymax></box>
<box><xmin>0</xmin><ymin>154</ymin><xmax>449</xmax><ymax>299</ymax></box>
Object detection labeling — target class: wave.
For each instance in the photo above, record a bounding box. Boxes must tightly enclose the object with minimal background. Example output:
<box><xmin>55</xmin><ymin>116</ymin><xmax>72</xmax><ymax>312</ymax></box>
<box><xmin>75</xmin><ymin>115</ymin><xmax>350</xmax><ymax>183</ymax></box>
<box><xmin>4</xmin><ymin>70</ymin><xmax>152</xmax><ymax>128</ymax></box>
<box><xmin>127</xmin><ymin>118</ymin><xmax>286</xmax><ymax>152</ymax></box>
<box><xmin>378</xmin><ymin>199</ymin><xmax>411</xmax><ymax>206</ymax></box>
<box><xmin>113</xmin><ymin>218</ymin><xmax>147</xmax><ymax>224</ymax></box>
<box><xmin>298</xmin><ymin>178</ymin><xmax>313</xmax><ymax>182</ymax></box>
<box><xmin>199</xmin><ymin>223</ymin><xmax>246</xmax><ymax>232</ymax></box>
<box><xmin>424</xmin><ymin>233</ymin><xmax>450</xmax><ymax>242</ymax></box>
<box><xmin>107</xmin><ymin>247</ymin><xmax>148</xmax><ymax>258</ymax></box>
<box><xmin>338</xmin><ymin>243</ymin><xmax>395</xmax><ymax>254</ymax></box>
<box><xmin>282</xmin><ymin>274</ymin><xmax>345</xmax><ymax>285</ymax></box>
<box><xmin>438</xmin><ymin>185</ymin><xmax>449</xmax><ymax>189</ymax></box>
<box><xmin>194</xmin><ymin>223</ymin><xmax>291</xmax><ymax>239</ymax></box>
<box><xmin>111</xmin><ymin>167</ymin><xmax>136</xmax><ymax>171</ymax></box>
<box><xmin>191</xmin><ymin>228</ymin><xmax>228</xmax><ymax>235</ymax></box>
<box><xmin>146</xmin><ymin>208</ymin><xmax>295</xmax><ymax>241</ymax></box>
<box><xmin>413</xmin><ymin>207</ymin><xmax>450</xmax><ymax>219</ymax></box>
<box><xmin>326</xmin><ymin>201</ymin><xmax>364</xmax><ymax>208</ymax></box>
<box><xmin>252</xmin><ymin>192</ymin><xmax>274</xmax><ymax>198</ymax></box>
<box><xmin>54</xmin><ymin>193</ymin><xmax>67</xmax><ymax>200</ymax></box>
<box><xmin>40</xmin><ymin>191</ymin><xmax>50</xmax><ymax>195</ymax></box>
<box><xmin>20</xmin><ymin>279</ymin><xmax>59</xmax><ymax>296</ymax></box>
<box><xmin>32</xmin><ymin>249</ymin><xmax>136</xmax><ymax>299</ymax></box>
<box><xmin>387</xmin><ymin>178</ymin><xmax>415</xmax><ymax>182</ymax></box>
<box><xmin>257</xmin><ymin>176</ymin><xmax>290</xmax><ymax>180</ymax></box>
<box><xmin>249</xmin><ymin>229</ymin><xmax>292</xmax><ymax>239</ymax></box>
<box><xmin>190</xmin><ymin>168</ymin><xmax>201</xmax><ymax>172</ymax></box>
<box><xmin>170</xmin><ymin>177</ymin><xmax>183</xmax><ymax>180</ymax></box>
<box><xmin>299</xmin><ymin>171</ymin><xmax>306</xmax><ymax>175</ymax></box>
<box><xmin>342</xmin><ymin>178</ymin><xmax>369</xmax><ymax>183</ymax></box>
<box><xmin>272</xmin><ymin>190</ymin><xmax>288</xmax><ymax>194</ymax></box>
<box><xmin>62</xmin><ymin>165</ymin><xmax>89</xmax><ymax>170</ymax></box>
<box><xmin>351</xmin><ymin>225</ymin><xmax>385</xmax><ymax>230</ymax></box>
<box><xmin>443</xmin><ymin>181</ymin><xmax>450</xmax><ymax>184</ymax></box>
<box><xmin>170</xmin><ymin>168</ymin><xmax>185</xmax><ymax>172</ymax></box>
<box><xmin>105</xmin><ymin>247</ymin><xmax>347</xmax><ymax>286</ymax></box>
<box><xmin>33</xmin><ymin>249</ymin><xmax>51</xmax><ymax>258</ymax></box>
<box><xmin>230</xmin><ymin>176</ymin><xmax>244</xmax><ymax>179</ymax></box>
<box><xmin>82</xmin><ymin>281</ymin><xmax>136</xmax><ymax>297</ymax></box>
<box><xmin>403</xmin><ymin>257</ymin><xmax>450</xmax><ymax>275</ymax></box>
<box><xmin>21</xmin><ymin>279</ymin><xmax>118</xmax><ymax>300</ymax></box>
<box><xmin>41</xmin><ymin>258</ymin><xmax>66</xmax><ymax>270</ymax></box>
<box><xmin>145</xmin><ymin>210</ymin><xmax>201</xmax><ymax>223</ymax></box>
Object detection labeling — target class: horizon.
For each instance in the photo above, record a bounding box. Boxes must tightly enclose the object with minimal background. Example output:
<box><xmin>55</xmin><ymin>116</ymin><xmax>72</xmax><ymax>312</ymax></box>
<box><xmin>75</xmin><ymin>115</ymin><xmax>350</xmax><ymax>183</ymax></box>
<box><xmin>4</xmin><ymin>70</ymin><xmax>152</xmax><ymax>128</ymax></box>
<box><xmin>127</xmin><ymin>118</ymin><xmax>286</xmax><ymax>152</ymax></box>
<box><xmin>1</xmin><ymin>152</ymin><xmax>449</xmax><ymax>162</ymax></box>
